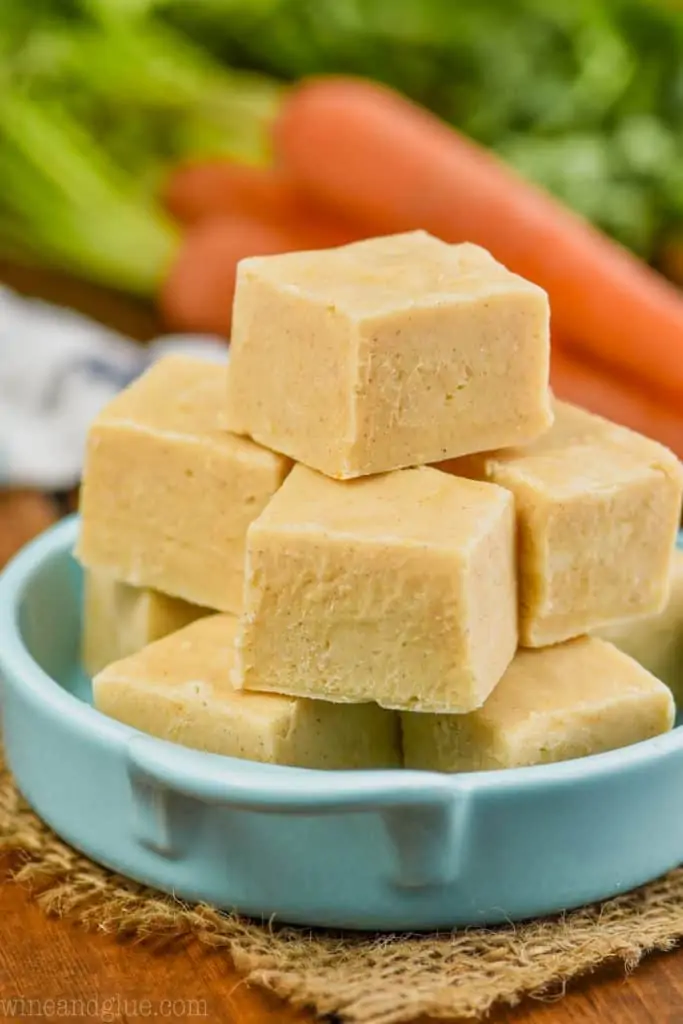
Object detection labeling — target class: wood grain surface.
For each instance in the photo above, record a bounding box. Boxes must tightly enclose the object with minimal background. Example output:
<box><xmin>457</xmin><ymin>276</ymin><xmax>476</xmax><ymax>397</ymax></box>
<box><xmin>0</xmin><ymin>263</ymin><xmax>681</xmax><ymax>1024</ymax></box>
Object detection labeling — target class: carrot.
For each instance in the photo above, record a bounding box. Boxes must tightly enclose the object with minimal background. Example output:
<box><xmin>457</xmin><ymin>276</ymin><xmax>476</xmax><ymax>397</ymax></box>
<box><xmin>159</xmin><ymin>216</ymin><xmax>296</xmax><ymax>336</ymax></box>
<box><xmin>274</xmin><ymin>76</ymin><xmax>683</xmax><ymax>400</ymax></box>
<box><xmin>163</xmin><ymin>160</ymin><xmax>361</xmax><ymax>247</ymax></box>
<box><xmin>159</xmin><ymin>212</ymin><xmax>355</xmax><ymax>336</ymax></box>
<box><xmin>550</xmin><ymin>345</ymin><xmax>683</xmax><ymax>458</ymax></box>
<box><xmin>164</xmin><ymin>162</ymin><xmax>297</xmax><ymax>225</ymax></box>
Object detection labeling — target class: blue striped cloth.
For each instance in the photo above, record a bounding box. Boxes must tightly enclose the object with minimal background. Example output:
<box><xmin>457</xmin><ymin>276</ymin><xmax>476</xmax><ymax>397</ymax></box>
<box><xmin>0</xmin><ymin>286</ymin><xmax>226</xmax><ymax>489</ymax></box>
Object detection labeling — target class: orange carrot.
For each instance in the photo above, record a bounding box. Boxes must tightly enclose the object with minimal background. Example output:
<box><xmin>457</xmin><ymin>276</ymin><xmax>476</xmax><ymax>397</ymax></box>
<box><xmin>163</xmin><ymin>160</ymin><xmax>362</xmax><ymax>247</ymax></box>
<box><xmin>274</xmin><ymin>76</ymin><xmax>683</xmax><ymax>400</ymax></box>
<box><xmin>164</xmin><ymin>162</ymin><xmax>298</xmax><ymax>225</ymax></box>
<box><xmin>159</xmin><ymin>216</ymin><xmax>295</xmax><ymax>336</ymax></box>
<box><xmin>159</xmin><ymin>212</ymin><xmax>355</xmax><ymax>336</ymax></box>
<box><xmin>551</xmin><ymin>345</ymin><xmax>683</xmax><ymax>458</ymax></box>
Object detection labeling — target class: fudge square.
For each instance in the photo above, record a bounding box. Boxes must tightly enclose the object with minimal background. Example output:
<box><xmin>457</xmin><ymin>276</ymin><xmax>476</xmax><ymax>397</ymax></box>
<box><xmin>76</xmin><ymin>355</ymin><xmax>290</xmax><ymax>614</ymax></box>
<box><xmin>440</xmin><ymin>401</ymin><xmax>683</xmax><ymax>647</ymax></box>
<box><xmin>225</xmin><ymin>230</ymin><xmax>552</xmax><ymax>479</ymax></box>
<box><xmin>596</xmin><ymin>548</ymin><xmax>683</xmax><ymax>702</ymax></box>
<box><xmin>402</xmin><ymin>637</ymin><xmax>675</xmax><ymax>772</ymax></box>
<box><xmin>94</xmin><ymin>615</ymin><xmax>401</xmax><ymax>770</ymax></box>
<box><xmin>234</xmin><ymin>463</ymin><xmax>517</xmax><ymax>713</ymax></box>
<box><xmin>82</xmin><ymin>567</ymin><xmax>210</xmax><ymax>677</ymax></box>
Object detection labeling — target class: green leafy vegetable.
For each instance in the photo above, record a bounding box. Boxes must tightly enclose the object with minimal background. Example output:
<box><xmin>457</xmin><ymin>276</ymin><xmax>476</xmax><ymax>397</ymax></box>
<box><xmin>0</xmin><ymin>1</ymin><xmax>281</xmax><ymax>293</ymax></box>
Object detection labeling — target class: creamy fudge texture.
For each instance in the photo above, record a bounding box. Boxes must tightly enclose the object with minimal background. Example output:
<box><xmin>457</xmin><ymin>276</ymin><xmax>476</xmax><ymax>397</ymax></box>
<box><xmin>82</xmin><ymin>567</ymin><xmax>211</xmax><ymax>676</ymax></box>
<box><xmin>76</xmin><ymin>356</ymin><xmax>290</xmax><ymax>613</ymax></box>
<box><xmin>225</xmin><ymin>231</ymin><xmax>552</xmax><ymax>478</ymax></box>
<box><xmin>440</xmin><ymin>401</ymin><xmax>683</xmax><ymax>647</ymax></box>
<box><xmin>402</xmin><ymin>637</ymin><xmax>675</xmax><ymax>772</ymax></box>
<box><xmin>596</xmin><ymin>548</ymin><xmax>683</xmax><ymax>702</ymax></box>
<box><xmin>234</xmin><ymin>463</ymin><xmax>517</xmax><ymax>713</ymax></box>
<box><xmin>94</xmin><ymin>615</ymin><xmax>401</xmax><ymax>769</ymax></box>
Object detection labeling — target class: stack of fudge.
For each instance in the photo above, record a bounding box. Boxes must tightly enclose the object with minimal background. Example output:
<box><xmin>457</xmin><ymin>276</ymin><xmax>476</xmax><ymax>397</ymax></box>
<box><xmin>77</xmin><ymin>231</ymin><xmax>683</xmax><ymax>773</ymax></box>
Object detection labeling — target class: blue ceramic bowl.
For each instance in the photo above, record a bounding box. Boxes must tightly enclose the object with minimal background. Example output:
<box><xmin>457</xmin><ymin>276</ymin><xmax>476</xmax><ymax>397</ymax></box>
<box><xmin>0</xmin><ymin>515</ymin><xmax>681</xmax><ymax>931</ymax></box>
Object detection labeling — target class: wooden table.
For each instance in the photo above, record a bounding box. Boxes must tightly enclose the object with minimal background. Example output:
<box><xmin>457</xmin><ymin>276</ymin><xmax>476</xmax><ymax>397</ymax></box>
<box><xmin>0</xmin><ymin>263</ymin><xmax>680</xmax><ymax>1024</ymax></box>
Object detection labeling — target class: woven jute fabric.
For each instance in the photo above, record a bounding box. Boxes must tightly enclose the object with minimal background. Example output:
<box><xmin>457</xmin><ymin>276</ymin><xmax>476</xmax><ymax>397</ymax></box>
<box><xmin>2</xmin><ymin>750</ymin><xmax>683</xmax><ymax>1024</ymax></box>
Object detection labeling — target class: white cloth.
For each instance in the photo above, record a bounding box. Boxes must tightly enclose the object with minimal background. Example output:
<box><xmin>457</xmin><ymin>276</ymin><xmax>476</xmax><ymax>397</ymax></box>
<box><xmin>0</xmin><ymin>286</ymin><xmax>227</xmax><ymax>490</ymax></box>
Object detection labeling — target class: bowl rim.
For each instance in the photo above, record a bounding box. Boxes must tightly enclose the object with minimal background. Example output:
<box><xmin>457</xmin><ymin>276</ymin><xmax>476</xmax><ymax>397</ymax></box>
<box><xmin>0</xmin><ymin>514</ymin><xmax>681</xmax><ymax>796</ymax></box>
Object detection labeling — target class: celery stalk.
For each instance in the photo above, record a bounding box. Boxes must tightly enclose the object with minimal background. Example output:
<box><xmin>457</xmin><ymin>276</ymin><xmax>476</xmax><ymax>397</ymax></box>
<box><xmin>0</xmin><ymin>92</ymin><xmax>179</xmax><ymax>294</ymax></box>
<box><xmin>0</xmin><ymin>1</ymin><xmax>282</xmax><ymax>293</ymax></box>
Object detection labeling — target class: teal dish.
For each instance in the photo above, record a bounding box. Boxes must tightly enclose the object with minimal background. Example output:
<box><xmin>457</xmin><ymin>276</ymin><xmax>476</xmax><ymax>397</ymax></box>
<box><xmin>0</xmin><ymin>516</ymin><xmax>681</xmax><ymax>931</ymax></box>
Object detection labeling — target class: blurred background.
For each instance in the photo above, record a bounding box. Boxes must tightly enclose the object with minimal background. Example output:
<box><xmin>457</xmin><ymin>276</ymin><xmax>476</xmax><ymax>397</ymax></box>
<box><xmin>3</xmin><ymin>0</ymin><xmax>683</xmax><ymax>554</ymax></box>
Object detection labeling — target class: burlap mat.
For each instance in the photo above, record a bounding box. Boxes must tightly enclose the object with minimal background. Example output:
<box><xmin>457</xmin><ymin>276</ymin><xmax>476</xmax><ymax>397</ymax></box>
<box><xmin>2</xmin><ymin>749</ymin><xmax>683</xmax><ymax>1024</ymax></box>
